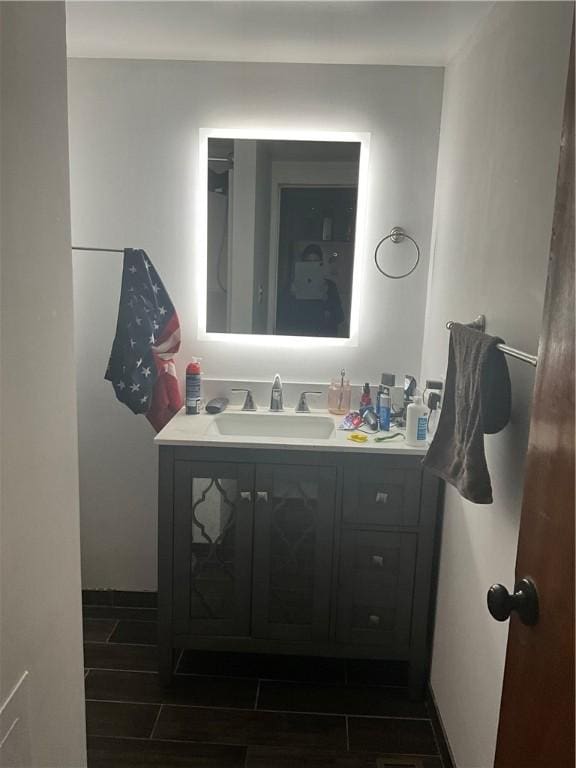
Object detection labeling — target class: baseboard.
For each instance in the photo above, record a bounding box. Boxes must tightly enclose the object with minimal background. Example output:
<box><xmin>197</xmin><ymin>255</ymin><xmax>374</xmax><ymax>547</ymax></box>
<box><xmin>427</xmin><ymin>683</ymin><xmax>456</xmax><ymax>768</ymax></box>
<box><xmin>82</xmin><ymin>589</ymin><xmax>157</xmax><ymax>609</ymax></box>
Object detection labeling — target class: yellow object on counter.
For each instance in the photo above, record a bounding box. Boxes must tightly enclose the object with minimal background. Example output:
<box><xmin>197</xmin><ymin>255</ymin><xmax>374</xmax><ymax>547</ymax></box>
<box><xmin>347</xmin><ymin>432</ymin><xmax>368</xmax><ymax>443</ymax></box>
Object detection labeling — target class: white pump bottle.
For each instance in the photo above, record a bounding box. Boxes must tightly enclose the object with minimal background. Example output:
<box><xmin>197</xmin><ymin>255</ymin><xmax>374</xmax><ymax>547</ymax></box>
<box><xmin>405</xmin><ymin>391</ymin><xmax>429</xmax><ymax>447</ymax></box>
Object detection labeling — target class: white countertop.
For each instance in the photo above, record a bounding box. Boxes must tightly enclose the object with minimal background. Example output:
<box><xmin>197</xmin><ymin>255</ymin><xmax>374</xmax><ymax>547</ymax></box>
<box><xmin>155</xmin><ymin>407</ymin><xmax>428</xmax><ymax>456</ymax></box>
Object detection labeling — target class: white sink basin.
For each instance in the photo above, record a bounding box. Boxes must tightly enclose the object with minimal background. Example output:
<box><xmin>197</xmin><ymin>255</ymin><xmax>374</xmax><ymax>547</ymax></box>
<box><xmin>208</xmin><ymin>412</ymin><xmax>336</xmax><ymax>439</ymax></box>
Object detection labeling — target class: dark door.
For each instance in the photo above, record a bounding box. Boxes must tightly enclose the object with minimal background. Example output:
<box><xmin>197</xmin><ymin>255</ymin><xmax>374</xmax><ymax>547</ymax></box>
<box><xmin>173</xmin><ymin>460</ymin><xmax>254</xmax><ymax>637</ymax></box>
<box><xmin>252</xmin><ymin>463</ymin><xmax>337</xmax><ymax>642</ymax></box>
<box><xmin>494</xmin><ymin>29</ymin><xmax>574</xmax><ymax>768</ymax></box>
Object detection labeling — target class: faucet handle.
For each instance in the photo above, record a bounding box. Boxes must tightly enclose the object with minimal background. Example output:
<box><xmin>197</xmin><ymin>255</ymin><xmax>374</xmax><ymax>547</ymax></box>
<box><xmin>231</xmin><ymin>388</ymin><xmax>256</xmax><ymax>411</ymax></box>
<box><xmin>295</xmin><ymin>391</ymin><xmax>322</xmax><ymax>413</ymax></box>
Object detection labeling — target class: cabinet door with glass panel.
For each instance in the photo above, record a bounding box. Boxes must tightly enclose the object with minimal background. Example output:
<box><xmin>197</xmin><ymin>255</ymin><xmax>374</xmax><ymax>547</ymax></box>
<box><xmin>172</xmin><ymin>460</ymin><xmax>254</xmax><ymax>637</ymax></box>
<box><xmin>251</xmin><ymin>463</ymin><xmax>337</xmax><ymax>642</ymax></box>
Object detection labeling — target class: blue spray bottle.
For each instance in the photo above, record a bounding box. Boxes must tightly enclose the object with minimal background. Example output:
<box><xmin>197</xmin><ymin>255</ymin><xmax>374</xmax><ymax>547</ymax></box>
<box><xmin>378</xmin><ymin>387</ymin><xmax>391</xmax><ymax>431</ymax></box>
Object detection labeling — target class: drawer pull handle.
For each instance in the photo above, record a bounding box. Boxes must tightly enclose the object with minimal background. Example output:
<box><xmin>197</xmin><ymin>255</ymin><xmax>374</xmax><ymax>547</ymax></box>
<box><xmin>369</xmin><ymin>614</ymin><xmax>380</xmax><ymax>626</ymax></box>
<box><xmin>375</xmin><ymin>491</ymin><xmax>389</xmax><ymax>505</ymax></box>
<box><xmin>256</xmin><ymin>491</ymin><xmax>269</xmax><ymax>503</ymax></box>
<box><xmin>240</xmin><ymin>491</ymin><xmax>252</xmax><ymax>502</ymax></box>
<box><xmin>371</xmin><ymin>554</ymin><xmax>384</xmax><ymax>567</ymax></box>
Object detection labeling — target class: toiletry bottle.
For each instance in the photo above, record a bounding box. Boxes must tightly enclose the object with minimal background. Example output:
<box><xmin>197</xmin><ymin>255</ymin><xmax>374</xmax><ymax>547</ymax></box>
<box><xmin>186</xmin><ymin>358</ymin><xmax>203</xmax><ymax>415</ymax></box>
<box><xmin>328</xmin><ymin>370</ymin><xmax>351</xmax><ymax>415</ymax></box>
<box><xmin>360</xmin><ymin>382</ymin><xmax>372</xmax><ymax>413</ymax></box>
<box><xmin>378</xmin><ymin>387</ymin><xmax>391</xmax><ymax>432</ymax></box>
<box><xmin>405</xmin><ymin>391</ymin><xmax>428</xmax><ymax>447</ymax></box>
<box><xmin>375</xmin><ymin>384</ymin><xmax>384</xmax><ymax>422</ymax></box>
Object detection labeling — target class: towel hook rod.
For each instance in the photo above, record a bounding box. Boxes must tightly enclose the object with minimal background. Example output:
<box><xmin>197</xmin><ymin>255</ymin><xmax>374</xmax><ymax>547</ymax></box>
<box><xmin>446</xmin><ymin>315</ymin><xmax>538</xmax><ymax>367</ymax></box>
<box><xmin>72</xmin><ymin>246</ymin><xmax>124</xmax><ymax>253</ymax></box>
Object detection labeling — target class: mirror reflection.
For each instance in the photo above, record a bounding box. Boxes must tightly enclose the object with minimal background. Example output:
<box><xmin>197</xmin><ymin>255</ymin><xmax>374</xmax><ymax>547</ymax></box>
<box><xmin>206</xmin><ymin>138</ymin><xmax>360</xmax><ymax>337</ymax></box>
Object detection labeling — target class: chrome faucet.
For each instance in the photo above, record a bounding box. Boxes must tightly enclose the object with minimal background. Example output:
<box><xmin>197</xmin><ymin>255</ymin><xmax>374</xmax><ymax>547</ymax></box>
<box><xmin>231</xmin><ymin>388</ymin><xmax>256</xmax><ymax>411</ymax></box>
<box><xmin>269</xmin><ymin>374</ymin><xmax>283</xmax><ymax>411</ymax></box>
<box><xmin>295</xmin><ymin>391</ymin><xmax>322</xmax><ymax>413</ymax></box>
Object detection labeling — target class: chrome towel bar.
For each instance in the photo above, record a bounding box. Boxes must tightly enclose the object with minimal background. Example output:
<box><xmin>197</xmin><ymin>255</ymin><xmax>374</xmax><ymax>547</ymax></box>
<box><xmin>446</xmin><ymin>315</ymin><xmax>538</xmax><ymax>367</ymax></box>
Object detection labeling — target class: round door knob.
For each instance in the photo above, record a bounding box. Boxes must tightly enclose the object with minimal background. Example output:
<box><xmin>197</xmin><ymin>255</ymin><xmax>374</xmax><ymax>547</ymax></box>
<box><xmin>487</xmin><ymin>577</ymin><xmax>539</xmax><ymax>626</ymax></box>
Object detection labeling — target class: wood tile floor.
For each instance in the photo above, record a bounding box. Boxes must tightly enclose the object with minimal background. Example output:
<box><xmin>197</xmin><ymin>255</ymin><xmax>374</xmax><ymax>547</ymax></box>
<box><xmin>83</xmin><ymin>592</ymin><xmax>450</xmax><ymax>768</ymax></box>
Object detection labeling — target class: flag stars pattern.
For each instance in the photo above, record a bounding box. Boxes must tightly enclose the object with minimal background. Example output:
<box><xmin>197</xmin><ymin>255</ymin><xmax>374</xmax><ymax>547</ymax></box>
<box><xmin>105</xmin><ymin>249</ymin><xmax>179</xmax><ymax>418</ymax></box>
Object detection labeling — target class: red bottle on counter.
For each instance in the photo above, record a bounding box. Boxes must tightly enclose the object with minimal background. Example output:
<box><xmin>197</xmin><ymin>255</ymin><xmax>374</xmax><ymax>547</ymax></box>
<box><xmin>185</xmin><ymin>358</ymin><xmax>202</xmax><ymax>415</ymax></box>
<box><xmin>360</xmin><ymin>382</ymin><xmax>372</xmax><ymax>412</ymax></box>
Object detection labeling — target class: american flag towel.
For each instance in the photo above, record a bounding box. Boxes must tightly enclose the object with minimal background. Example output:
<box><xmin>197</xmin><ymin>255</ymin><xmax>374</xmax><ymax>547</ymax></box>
<box><xmin>105</xmin><ymin>249</ymin><xmax>183</xmax><ymax>432</ymax></box>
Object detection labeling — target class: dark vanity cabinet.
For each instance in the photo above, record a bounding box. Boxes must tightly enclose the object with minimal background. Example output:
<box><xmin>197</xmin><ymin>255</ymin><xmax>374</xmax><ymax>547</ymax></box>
<box><xmin>158</xmin><ymin>446</ymin><xmax>442</xmax><ymax>696</ymax></box>
<box><xmin>172</xmin><ymin>460</ymin><xmax>254</xmax><ymax>638</ymax></box>
<box><xmin>251</xmin><ymin>464</ymin><xmax>337</xmax><ymax>643</ymax></box>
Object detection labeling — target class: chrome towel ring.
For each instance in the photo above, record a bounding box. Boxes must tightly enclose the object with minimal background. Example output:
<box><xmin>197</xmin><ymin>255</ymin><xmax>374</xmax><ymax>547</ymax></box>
<box><xmin>374</xmin><ymin>227</ymin><xmax>421</xmax><ymax>279</ymax></box>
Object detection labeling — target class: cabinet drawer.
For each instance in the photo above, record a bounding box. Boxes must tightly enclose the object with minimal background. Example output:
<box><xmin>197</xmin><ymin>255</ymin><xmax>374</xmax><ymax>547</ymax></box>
<box><xmin>343</xmin><ymin>462</ymin><xmax>421</xmax><ymax>527</ymax></box>
<box><xmin>336</xmin><ymin>530</ymin><xmax>417</xmax><ymax>650</ymax></box>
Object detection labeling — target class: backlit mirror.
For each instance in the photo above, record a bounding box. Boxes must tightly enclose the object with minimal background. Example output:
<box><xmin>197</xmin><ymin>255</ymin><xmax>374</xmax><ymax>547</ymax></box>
<box><xmin>203</xmin><ymin>133</ymin><xmax>366</xmax><ymax>339</ymax></box>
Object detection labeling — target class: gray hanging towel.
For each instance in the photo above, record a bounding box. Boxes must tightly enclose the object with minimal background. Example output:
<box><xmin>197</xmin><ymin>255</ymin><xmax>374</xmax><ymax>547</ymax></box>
<box><xmin>423</xmin><ymin>323</ymin><xmax>511</xmax><ymax>504</ymax></box>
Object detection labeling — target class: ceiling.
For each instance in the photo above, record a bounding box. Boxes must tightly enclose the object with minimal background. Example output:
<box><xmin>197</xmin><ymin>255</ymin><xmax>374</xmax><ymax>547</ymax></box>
<box><xmin>66</xmin><ymin>1</ymin><xmax>493</xmax><ymax>66</ymax></box>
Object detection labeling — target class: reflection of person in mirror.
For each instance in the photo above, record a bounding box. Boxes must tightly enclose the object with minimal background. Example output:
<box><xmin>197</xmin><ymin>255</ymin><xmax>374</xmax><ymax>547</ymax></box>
<box><xmin>291</xmin><ymin>244</ymin><xmax>345</xmax><ymax>336</ymax></box>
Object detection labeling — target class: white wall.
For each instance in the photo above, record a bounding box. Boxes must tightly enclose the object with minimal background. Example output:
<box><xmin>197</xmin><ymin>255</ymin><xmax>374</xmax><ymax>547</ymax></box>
<box><xmin>252</xmin><ymin>141</ymin><xmax>271</xmax><ymax>334</ymax></box>
<box><xmin>0</xmin><ymin>3</ymin><xmax>86</xmax><ymax>766</ymax></box>
<box><xmin>229</xmin><ymin>139</ymin><xmax>259</xmax><ymax>333</ymax></box>
<box><xmin>206</xmin><ymin>190</ymin><xmax>228</xmax><ymax>332</ymax></box>
<box><xmin>68</xmin><ymin>59</ymin><xmax>443</xmax><ymax>589</ymax></box>
<box><xmin>420</xmin><ymin>4</ymin><xmax>573</xmax><ymax>767</ymax></box>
